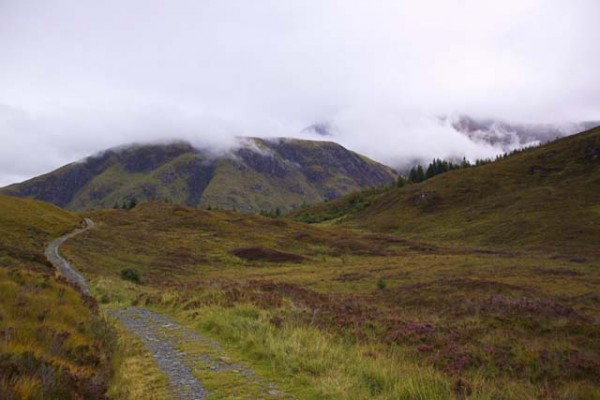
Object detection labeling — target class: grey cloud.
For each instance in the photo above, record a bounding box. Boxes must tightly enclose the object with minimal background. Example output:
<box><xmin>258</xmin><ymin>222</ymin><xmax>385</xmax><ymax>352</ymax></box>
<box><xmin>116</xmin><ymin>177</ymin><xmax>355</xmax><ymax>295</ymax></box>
<box><xmin>0</xmin><ymin>0</ymin><xmax>599</xmax><ymax>185</ymax></box>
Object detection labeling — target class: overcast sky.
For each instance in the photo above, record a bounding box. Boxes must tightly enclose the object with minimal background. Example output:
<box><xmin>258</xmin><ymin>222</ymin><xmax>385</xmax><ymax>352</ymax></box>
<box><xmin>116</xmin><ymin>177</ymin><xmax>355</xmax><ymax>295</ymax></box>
<box><xmin>1</xmin><ymin>0</ymin><xmax>599</xmax><ymax>185</ymax></box>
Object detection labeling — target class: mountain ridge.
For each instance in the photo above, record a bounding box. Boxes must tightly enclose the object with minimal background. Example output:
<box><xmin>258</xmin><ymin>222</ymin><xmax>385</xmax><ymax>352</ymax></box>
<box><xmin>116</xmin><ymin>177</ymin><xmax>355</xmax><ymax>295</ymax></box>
<box><xmin>446</xmin><ymin>114</ymin><xmax>600</xmax><ymax>151</ymax></box>
<box><xmin>0</xmin><ymin>137</ymin><xmax>396</xmax><ymax>212</ymax></box>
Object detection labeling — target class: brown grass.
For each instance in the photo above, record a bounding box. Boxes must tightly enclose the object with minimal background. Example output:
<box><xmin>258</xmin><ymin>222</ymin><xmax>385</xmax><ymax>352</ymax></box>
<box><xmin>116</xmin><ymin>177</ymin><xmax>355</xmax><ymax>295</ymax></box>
<box><xmin>58</xmin><ymin>200</ymin><xmax>600</xmax><ymax>398</ymax></box>
<box><xmin>0</xmin><ymin>195</ymin><xmax>115</xmax><ymax>399</ymax></box>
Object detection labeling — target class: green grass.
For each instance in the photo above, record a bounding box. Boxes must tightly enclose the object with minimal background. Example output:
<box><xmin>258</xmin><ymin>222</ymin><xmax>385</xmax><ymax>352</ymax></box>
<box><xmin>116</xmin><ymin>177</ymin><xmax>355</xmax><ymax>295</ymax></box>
<box><xmin>0</xmin><ymin>195</ymin><xmax>79</xmax><ymax>265</ymax></box>
<box><xmin>106</xmin><ymin>318</ymin><xmax>171</xmax><ymax>400</ymax></box>
<box><xmin>5</xmin><ymin>128</ymin><xmax>595</xmax><ymax>398</ymax></box>
<box><xmin>291</xmin><ymin>126</ymin><xmax>600</xmax><ymax>257</ymax></box>
<box><xmin>294</xmin><ymin>187</ymin><xmax>389</xmax><ymax>223</ymax></box>
<box><xmin>186</xmin><ymin>304</ymin><xmax>453</xmax><ymax>399</ymax></box>
<box><xmin>61</xmin><ymin>196</ymin><xmax>600</xmax><ymax>399</ymax></box>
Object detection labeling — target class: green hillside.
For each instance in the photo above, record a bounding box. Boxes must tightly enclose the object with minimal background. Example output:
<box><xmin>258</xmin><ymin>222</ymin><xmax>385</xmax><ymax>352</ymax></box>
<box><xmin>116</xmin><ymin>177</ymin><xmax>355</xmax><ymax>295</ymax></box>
<box><xmin>0</xmin><ymin>138</ymin><xmax>396</xmax><ymax>212</ymax></box>
<box><xmin>0</xmin><ymin>195</ymin><xmax>115</xmax><ymax>399</ymax></box>
<box><xmin>2</xmin><ymin>127</ymin><xmax>598</xmax><ymax>399</ymax></box>
<box><xmin>292</xmin><ymin>126</ymin><xmax>600</xmax><ymax>256</ymax></box>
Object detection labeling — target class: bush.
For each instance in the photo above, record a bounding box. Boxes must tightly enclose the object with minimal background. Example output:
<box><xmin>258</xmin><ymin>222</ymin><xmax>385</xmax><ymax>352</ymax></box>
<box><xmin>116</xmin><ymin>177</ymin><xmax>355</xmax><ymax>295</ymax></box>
<box><xmin>396</xmin><ymin>176</ymin><xmax>408</xmax><ymax>188</ymax></box>
<box><xmin>377</xmin><ymin>278</ymin><xmax>387</xmax><ymax>290</ymax></box>
<box><xmin>120</xmin><ymin>268</ymin><xmax>141</xmax><ymax>283</ymax></box>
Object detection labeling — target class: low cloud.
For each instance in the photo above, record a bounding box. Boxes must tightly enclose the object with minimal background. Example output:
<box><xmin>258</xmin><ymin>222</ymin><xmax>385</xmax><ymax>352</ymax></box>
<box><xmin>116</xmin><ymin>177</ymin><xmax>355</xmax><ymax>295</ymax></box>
<box><xmin>0</xmin><ymin>0</ymin><xmax>599</xmax><ymax>185</ymax></box>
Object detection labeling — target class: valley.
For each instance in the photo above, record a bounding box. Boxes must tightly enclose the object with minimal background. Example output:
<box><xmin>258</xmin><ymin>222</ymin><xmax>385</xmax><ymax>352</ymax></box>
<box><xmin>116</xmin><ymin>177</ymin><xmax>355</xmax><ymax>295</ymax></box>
<box><xmin>3</xmin><ymin>2</ymin><xmax>599</xmax><ymax>399</ymax></box>
<box><xmin>58</xmin><ymin>199</ymin><xmax>598</xmax><ymax>399</ymax></box>
<box><xmin>1</xmin><ymin>127</ymin><xmax>599</xmax><ymax>399</ymax></box>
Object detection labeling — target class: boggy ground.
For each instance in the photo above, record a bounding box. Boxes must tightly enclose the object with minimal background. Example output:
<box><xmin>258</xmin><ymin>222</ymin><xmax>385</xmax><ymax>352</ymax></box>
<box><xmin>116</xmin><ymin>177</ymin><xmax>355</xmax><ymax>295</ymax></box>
<box><xmin>62</xmin><ymin>202</ymin><xmax>600</xmax><ymax>399</ymax></box>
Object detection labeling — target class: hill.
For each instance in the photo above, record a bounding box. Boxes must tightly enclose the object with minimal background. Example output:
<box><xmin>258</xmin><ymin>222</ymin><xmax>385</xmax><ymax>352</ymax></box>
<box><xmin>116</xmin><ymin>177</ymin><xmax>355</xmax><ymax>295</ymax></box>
<box><xmin>0</xmin><ymin>195</ymin><xmax>115</xmax><ymax>399</ymax></box>
<box><xmin>0</xmin><ymin>195</ymin><xmax>79</xmax><ymax>264</ymax></box>
<box><xmin>292</xmin><ymin>126</ymin><xmax>600</xmax><ymax>256</ymax></box>
<box><xmin>0</xmin><ymin>137</ymin><xmax>396</xmax><ymax>212</ymax></box>
<box><xmin>3</xmin><ymin>127</ymin><xmax>598</xmax><ymax>398</ymax></box>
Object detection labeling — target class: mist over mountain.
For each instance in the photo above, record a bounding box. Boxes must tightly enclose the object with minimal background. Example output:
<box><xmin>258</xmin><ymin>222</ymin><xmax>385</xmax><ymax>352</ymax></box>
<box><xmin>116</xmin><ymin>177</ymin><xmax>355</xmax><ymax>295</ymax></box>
<box><xmin>293</xmin><ymin>125</ymin><xmax>600</xmax><ymax>254</ymax></box>
<box><xmin>301</xmin><ymin>123</ymin><xmax>335</xmax><ymax>138</ymax></box>
<box><xmin>1</xmin><ymin>1</ymin><xmax>599</xmax><ymax>186</ymax></box>
<box><xmin>0</xmin><ymin>137</ymin><xmax>396</xmax><ymax>212</ymax></box>
<box><xmin>446</xmin><ymin>115</ymin><xmax>600</xmax><ymax>151</ymax></box>
<box><xmin>296</xmin><ymin>115</ymin><xmax>600</xmax><ymax>172</ymax></box>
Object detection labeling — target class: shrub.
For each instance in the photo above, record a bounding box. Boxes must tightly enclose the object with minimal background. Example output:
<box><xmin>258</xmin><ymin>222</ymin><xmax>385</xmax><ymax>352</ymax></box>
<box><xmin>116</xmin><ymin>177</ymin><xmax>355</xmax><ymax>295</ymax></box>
<box><xmin>396</xmin><ymin>176</ymin><xmax>407</xmax><ymax>188</ymax></box>
<box><xmin>120</xmin><ymin>268</ymin><xmax>141</xmax><ymax>283</ymax></box>
<box><xmin>377</xmin><ymin>278</ymin><xmax>387</xmax><ymax>290</ymax></box>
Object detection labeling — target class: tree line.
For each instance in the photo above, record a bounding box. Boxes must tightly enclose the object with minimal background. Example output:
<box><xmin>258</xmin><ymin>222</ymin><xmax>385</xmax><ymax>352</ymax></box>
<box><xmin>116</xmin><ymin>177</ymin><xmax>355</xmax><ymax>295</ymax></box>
<box><xmin>399</xmin><ymin>145</ymin><xmax>533</xmax><ymax>186</ymax></box>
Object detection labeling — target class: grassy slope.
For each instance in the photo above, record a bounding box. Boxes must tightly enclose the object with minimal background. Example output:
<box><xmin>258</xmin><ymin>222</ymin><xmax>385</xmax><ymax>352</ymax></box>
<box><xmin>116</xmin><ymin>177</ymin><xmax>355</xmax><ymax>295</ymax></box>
<box><xmin>70</xmin><ymin>154</ymin><xmax>202</xmax><ymax>210</ymax></box>
<box><xmin>1</xmin><ymin>138</ymin><xmax>397</xmax><ymax>213</ymax></box>
<box><xmin>63</xmin><ymin>204</ymin><xmax>455</xmax><ymax>398</ymax></box>
<box><xmin>262</xmin><ymin>138</ymin><xmax>398</xmax><ymax>192</ymax></box>
<box><xmin>292</xmin><ymin>126</ymin><xmax>600</xmax><ymax>256</ymax></box>
<box><xmin>0</xmin><ymin>195</ymin><xmax>115</xmax><ymax>399</ymax></box>
<box><xmin>0</xmin><ymin>195</ymin><xmax>79</xmax><ymax>263</ymax></box>
<box><xmin>198</xmin><ymin>157</ymin><xmax>324</xmax><ymax>212</ymax></box>
<box><xmin>62</xmin><ymin>201</ymin><xmax>600</xmax><ymax>399</ymax></box>
<box><xmin>63</xmin><ymin>202</ymin><xmax>409</xmax><ymax>285</ymax></box>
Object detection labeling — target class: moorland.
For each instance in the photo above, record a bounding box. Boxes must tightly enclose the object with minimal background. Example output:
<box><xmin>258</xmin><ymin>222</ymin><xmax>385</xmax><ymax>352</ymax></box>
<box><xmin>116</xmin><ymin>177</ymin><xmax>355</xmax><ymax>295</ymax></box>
<box><xmin>1</xmin><ymin>126</ymin><xmax>599</xmax><ymax>399</ymax></box>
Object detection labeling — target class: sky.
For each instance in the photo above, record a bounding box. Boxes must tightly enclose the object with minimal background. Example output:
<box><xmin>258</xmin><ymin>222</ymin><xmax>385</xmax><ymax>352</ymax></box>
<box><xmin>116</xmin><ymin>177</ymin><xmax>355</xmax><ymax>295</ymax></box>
<box><xmin>1</xmin><ymin>0</ymin><xmax>599</xmax><ymax>186</ymax></box>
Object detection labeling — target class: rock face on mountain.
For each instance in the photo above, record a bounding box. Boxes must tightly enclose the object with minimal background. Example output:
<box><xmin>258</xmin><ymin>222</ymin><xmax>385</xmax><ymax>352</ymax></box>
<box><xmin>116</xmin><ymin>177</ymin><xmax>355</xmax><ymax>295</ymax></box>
<box><xmin>0</xmin><ymin>138</ymin><xmax>396</xmax><ymax>211</ymax></box>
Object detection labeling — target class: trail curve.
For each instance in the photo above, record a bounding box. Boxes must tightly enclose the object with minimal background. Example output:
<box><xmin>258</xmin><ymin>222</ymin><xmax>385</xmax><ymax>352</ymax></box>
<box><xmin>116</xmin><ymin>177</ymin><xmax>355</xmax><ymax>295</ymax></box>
<box><xmin>44</xmin><ymin>218</ymin><xmax>93</xmax><ymax>295</ymax></box>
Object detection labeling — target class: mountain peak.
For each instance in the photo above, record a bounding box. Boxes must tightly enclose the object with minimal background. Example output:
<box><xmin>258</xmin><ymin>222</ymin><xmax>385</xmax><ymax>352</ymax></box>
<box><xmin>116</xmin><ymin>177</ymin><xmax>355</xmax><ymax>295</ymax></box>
<box><xmin>0</xmin><ymin>137</ymin><xmax>396</xmax><ymax>212</ymax></box>
<box><xmin>446</xmin><ymin>114</ymin><xmax>600</xmax><ymax>151</ymax></box>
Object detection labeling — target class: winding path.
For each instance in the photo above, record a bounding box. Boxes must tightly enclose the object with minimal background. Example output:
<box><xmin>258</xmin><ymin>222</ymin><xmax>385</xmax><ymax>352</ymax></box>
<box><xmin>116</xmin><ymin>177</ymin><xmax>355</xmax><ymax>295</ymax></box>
<box><xmin>44</xmin><ymin>219</ymin><xmax>288</xmax><ymax>400</ymax></box>
<box><xmin>44</xmin><ymin>218</ymin><xmax>94</xmax><ymax>295</ymax></box>
<box><xmin>44</xmin><ymin>219</ymin><xmax>209</xmax><ymax>399</ymax></box>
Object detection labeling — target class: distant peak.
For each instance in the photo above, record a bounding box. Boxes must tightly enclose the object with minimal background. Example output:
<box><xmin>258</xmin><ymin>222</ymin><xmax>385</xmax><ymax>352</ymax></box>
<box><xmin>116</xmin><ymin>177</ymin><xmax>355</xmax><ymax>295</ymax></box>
<box><xmin>442</xmin><ymin>114</ymin><xmax>600</xmax><ymax>151</ymax></box>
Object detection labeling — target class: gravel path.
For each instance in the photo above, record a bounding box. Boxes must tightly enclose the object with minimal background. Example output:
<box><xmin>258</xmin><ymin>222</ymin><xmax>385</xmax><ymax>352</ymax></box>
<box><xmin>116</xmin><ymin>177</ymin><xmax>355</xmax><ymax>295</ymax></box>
<box><xmin>45</xmin><ymin>221</ymin><xmax>209</xmax><ymax>399</ymax></box>
<box><xmin>108</xmin><ymin>307</ymin><xmax>290</xmax><ymax>400</ymax></box>
<box><xmin>109</xmin><ymin>307</ymin><xmax>209</xmax><ymax>400</ymax></box>
<box><xmin>44</xmin><ymin>218</ymin><xmax>93</xmax><ymax>295</ymax></box>
<box><xmin>45</xmin><ymin>221</ymin><xmax>290</xmax><ymax>400</ymax></box>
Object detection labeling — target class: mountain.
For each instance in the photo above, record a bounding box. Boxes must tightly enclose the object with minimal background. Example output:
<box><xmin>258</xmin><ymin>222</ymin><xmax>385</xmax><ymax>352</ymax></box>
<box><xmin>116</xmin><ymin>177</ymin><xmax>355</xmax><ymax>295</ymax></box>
<box><xmin>0</xmin><ymin>137</ymin><xmax>396</xmax><ymax>212</ymax></box>
<box><xmin>446</xmin><ymin>114</ymin><xmax>600</xmax><ymax>151</ymax></box>
<box><xmin>292</xmin><ymin>126</ymin><xmax>600</xmax><ymax>256</ymax></box>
